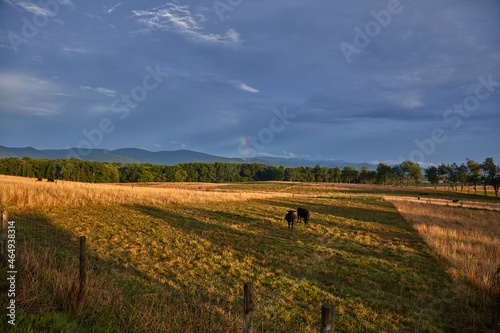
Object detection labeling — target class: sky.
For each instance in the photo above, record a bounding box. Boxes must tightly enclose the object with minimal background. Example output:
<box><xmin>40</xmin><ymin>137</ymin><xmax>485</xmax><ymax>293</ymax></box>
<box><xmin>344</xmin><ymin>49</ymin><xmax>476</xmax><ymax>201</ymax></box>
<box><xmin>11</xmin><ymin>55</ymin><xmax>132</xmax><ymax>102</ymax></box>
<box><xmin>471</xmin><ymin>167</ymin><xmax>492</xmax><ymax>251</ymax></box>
<box><xmin>0</xmin><ymin>0</ymin><xmax>499</xmax><ymax>166</ymax></box>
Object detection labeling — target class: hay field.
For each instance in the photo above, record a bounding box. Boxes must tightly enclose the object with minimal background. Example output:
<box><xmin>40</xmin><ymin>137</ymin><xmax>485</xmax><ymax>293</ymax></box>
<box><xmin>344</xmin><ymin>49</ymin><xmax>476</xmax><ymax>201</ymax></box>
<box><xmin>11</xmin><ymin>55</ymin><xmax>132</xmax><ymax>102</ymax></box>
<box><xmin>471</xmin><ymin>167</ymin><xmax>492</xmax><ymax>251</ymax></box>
<box><xmin>0</xmin><ymin>175</ymin><xmax>291</xmax><ymax>210</ymax></box>
<box><xmin>388</xmin><ymin>198</ymin><xmax>500</xmax><ymax>292</ymax></box>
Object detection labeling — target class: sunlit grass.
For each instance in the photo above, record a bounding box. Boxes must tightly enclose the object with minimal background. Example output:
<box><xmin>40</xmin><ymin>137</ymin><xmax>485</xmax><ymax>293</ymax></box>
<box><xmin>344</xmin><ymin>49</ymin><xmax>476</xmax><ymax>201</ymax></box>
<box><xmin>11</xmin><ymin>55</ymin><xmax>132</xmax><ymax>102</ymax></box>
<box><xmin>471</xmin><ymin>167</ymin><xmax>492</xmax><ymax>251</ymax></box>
<box><xmin>0</xmin><ymin>175</ymin><xmax>291</xmax><ymax>209</ymax></box>
<box><xmin>388</xmin><ymin>199</ymin><xmax>500</xmax><ymax>312</ymax></box>
<box><xmin>2</xmin><ymin>178</ymin><xmax>499</xmax><ymax>332</ymax></box>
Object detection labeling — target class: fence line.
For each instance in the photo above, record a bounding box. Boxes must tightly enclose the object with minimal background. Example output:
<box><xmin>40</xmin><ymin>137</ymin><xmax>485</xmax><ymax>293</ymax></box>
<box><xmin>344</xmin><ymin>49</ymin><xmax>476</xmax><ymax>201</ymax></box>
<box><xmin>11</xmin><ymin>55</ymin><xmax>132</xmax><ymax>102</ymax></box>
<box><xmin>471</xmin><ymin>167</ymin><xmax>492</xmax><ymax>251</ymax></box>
<box><xmin>2</xmin><ymin>210</ymin><xmax>402</xmax><ymax>332</ymax></box>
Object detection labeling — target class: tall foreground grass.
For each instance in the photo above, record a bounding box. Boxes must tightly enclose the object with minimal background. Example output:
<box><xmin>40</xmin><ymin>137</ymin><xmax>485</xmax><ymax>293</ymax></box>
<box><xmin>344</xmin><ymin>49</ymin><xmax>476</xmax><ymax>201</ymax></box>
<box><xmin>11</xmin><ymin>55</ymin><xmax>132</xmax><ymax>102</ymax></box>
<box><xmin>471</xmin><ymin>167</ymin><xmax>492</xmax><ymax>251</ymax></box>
<box><xmin>0</xmin><ymin>175</ymin><xmax>290</xmax><ymax>209</ymax></box>
<box><xmin>389</xmin><ymin>199</ymin><xmax>500</xmax><ymax>324</ymax></box>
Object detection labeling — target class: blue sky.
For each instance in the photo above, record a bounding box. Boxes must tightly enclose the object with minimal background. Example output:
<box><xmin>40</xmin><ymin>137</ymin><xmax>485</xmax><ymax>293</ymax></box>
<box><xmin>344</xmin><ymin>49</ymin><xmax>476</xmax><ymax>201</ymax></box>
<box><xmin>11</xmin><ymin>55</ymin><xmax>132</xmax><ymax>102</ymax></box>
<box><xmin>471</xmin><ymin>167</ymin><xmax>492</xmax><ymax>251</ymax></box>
<box><xmin>0</xmin><ymin>0</ymin><xmax>499</xmax><ymax>165</ymax></box>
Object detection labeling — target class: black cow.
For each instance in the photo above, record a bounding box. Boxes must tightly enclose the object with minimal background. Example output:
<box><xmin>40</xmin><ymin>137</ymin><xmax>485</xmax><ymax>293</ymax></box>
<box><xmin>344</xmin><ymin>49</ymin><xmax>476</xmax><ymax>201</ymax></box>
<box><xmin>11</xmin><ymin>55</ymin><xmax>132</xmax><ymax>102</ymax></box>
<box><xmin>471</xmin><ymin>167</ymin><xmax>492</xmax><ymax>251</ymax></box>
<box><xmin>297</xmin><ymin>207</ymin><xmax>310</xmax><ymax>225</ymax></box>
<box><xmin>36</xmin><ymin>178</ymin><xmax>43</xmax><ymax>182</ymax></box>
<box><xmin>284</xmin><ymin>210</ymin><xmax>296</xmax><ymax>229</ymax></box>
<box><xmin>47</xmin><ymin>178</ymin><xmax>56</xmax><ymax>183</ymax></box>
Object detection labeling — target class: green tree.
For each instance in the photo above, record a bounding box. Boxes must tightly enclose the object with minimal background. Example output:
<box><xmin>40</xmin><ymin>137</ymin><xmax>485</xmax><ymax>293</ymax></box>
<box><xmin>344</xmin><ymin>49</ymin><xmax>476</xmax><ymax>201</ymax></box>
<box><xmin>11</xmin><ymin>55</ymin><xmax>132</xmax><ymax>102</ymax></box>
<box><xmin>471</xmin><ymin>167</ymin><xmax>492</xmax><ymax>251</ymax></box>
<box><xmin>438</xmin><ymin>164</ymin><xmax>452</xmax><ymax>190</ymax></box>
<box><xmin>277</xmin><ymin>166</ymin><xmax>285</xmax><ymax>181</ymax></box>
<box><xmin>0</xmin><ymin>158</ymin><xmax>21</xmax><ymax>176</ymax></box>
<box><xmin>120</xmin><ymin>163</ymin><xmax>146</xmax><ymax>182</ymax></box>
<box><xmin>447</xmin><ymin>163</ymin><xmax>460</xmax><ymax>191</ymax></box>
<box><xmin>359</xmin><ymin>166</ymin><xmax>377</xmax><ymax>184</ymax></box>
<box><xmin>455</xmin><ymin>163</ymin><xmax>468</xmax><ymax>192</ymax></box>
<box><xmin>284</xmin><ymin>168</ymin><xmax>299</xmax><ymax>181</ymax></box>
<box><xmin>398</xmin><ymin>161</ymin><xmax>422</xmax><ymax>186</ymax></box>
<box><xmin>333</xmin><ymin>167</ymin><xmax>342</xmax><ymax>183</ymax></box>
<box><xmin>425</xmin><ymin>166</ymin><xmax>440</xmax><ymax>189</ymax></box>
<box><xmin>172</xmin><ymin>165</ymin><xmax>188</xmax><ymax>182</ymax></box>
<box><xmin>392</xmin><ymin>165</ymin><xmax>405</xmax><ymax>187</ymax></box>
<box><xmin>481</xmin><ymin>157</ymin><xmax>499</xmax><ymax>196</ymax></box>
<box><xmin>341</xmin><ymin>166</ymin><xmax>359</xmax><ymax>184</ymax></box>
<box><xmin>376</xmin><ymin>163</ymin><xmax>392</xmax><ymax>185</ymax></box>
<box><xmin>313</xmin><ymin>164</ymin><xmax>323</xmax><ymax>182</ymax></box>
<box><xmin>466</xmin><ymin>158</ymin><xmax>481</xmax><ymax>194</ymax></box>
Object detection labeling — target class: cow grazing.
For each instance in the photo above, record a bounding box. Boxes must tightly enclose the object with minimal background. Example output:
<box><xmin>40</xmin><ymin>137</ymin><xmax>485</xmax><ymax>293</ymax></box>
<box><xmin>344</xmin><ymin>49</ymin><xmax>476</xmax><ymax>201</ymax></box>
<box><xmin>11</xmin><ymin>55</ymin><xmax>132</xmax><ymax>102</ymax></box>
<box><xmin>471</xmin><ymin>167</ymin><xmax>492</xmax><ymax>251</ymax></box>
<box><xmin>284</xmin><ymin>210</ymin><xmax>296</xmax><ymax>229</ymax></box>
<box><xmin>297</xmin><ymin>207</ymin><xmax>310</xmax><ymax>225</ymax></box>
<box><xmin>452</xmin><ymin>199</ymin><xmax>459</xmax><ymax>203</ymax></box>
<box><xmin>36</xmin><ymin>178</ymin><xmax>43</xmax><ymax>182</ymax></box>
<box><xmin>47</xmin><ymin>178</ymin><xmax>56</xmax><ymax>183</ymax></box>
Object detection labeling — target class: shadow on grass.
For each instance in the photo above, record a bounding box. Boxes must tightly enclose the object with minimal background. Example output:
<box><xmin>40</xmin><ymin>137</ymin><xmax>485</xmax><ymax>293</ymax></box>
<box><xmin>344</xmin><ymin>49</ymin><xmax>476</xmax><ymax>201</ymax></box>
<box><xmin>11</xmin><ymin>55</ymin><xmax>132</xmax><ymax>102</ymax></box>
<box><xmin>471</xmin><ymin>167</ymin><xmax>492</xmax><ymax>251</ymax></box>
<box><xmin>127</xmin><ymin>199</ymin><xmax>471</xmax><ymax>332</ymax></box>
<box><xmin>0</xmin><ymin>210</ymin><xmax>243</xmax><ymax>333</ymax></box>
<box><xmin>4</xmin><ymin>194</ymin><xmax>492</xmax><ymax>332</ymax></box>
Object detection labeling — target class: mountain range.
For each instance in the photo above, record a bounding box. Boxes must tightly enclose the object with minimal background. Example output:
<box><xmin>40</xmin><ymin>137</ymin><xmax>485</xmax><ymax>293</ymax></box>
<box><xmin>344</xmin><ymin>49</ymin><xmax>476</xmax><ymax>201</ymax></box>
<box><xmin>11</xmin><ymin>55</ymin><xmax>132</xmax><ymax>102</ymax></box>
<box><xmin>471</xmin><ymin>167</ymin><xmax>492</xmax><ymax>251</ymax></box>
<box><xmin>0</xmin><ymin>145</ymin><xmax>377</xmax><ymax>170</ymax></box>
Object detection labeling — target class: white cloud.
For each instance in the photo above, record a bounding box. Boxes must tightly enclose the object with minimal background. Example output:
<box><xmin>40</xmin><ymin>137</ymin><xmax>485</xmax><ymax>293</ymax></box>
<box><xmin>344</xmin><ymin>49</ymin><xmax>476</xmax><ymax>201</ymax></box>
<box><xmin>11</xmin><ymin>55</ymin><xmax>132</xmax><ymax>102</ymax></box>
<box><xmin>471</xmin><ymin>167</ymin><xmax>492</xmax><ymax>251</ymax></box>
<box><xmin>56</xmin><ymin>0</ymin><xmax>74</xmax><ymax>7</ymax></box>
<box><xmin>234</xmin><ymin>82</ymin><xmax>259</xmax><ymax>93</ymax></box>
<box><xmin>0</xmin><ymin>73</ymin><xmax>65</xmax><ymax>116</ymax></box>
<box><xmin>49</xmin><ymin>92</ymin><xmax>74</xmax><ymax>97</ymax></box>
<box><xmin>7</xmin><ymin>0</ymin><xmax>54</xmax><ymax>16</ymax></box>
<box><xmin>283</xmin><ymin>151</ymin><xmax>297</xmax><ymax>159</ymax></box>
<box><xmin>4</xmin><ymin>0</ymin><xmax>73</xmax><ymax>16</ymax></box>
<box><xmin>256</xmin><ymin>151</ymin><xmax>299</xmax><ymax>159</ymax></box>
<box><xmin>131</xmin><ymin>3</ymin><xmax>241</xmax><ymax>45</ymax></box>
<box><xmin>383</xmin><ymin>91</ymin><xmax>424</xmax><ymax>110</ymax></box>
<box><xmin>63</xmin><ymin>47</ymin><xmax>94</xmax><ymax>53</ymax></box>
<box><xmin>80</xmin><ymin>86</ymin><xmax>116</xmax><ymax>97</ymax></box>
<box><xmin>163</xmin><ymin>68</ymin><xmax>258</xmax><ymax>94</ymax></box>
<box><xmin>104</xmin><ymin>2</ymin><xmax>121</xmax><ymax>14</ymax></box>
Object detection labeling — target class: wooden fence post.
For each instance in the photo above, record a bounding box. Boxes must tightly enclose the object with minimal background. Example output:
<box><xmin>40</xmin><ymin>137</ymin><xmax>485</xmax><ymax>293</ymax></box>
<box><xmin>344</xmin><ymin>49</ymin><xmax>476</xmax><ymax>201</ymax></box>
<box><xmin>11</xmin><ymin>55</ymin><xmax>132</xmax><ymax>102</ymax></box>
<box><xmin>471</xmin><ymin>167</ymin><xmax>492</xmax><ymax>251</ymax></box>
<box><xmin>77</xmin><ymin>236</ymin><xmax>87</xmax><ymax>307</ymax></box>
<box><xmin>243</xmin><ymin>282</ymin><xmax>254</xmax><ymax>333</ymax></box>
<box><xmin>1</xmin><ymin>210</ymin><xmax>8</xmax><ymax>256</ymax></box>
<box><xmin>321</xmin><ymin>304</ymin><xmax>335</xmax><ymax>333</ymax></box>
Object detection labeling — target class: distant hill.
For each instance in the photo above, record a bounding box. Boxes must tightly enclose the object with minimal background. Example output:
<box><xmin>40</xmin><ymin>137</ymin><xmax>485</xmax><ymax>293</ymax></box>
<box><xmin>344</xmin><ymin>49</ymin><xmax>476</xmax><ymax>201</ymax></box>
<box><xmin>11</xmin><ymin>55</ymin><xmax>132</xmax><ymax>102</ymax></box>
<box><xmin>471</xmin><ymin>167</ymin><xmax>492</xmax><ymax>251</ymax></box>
<box><xmin>253</xmin><ymin>156</ymin><xmax>377</xmax><ymax>170</ymax></box>
<box><xmin>0</xmin><ymin>145</ymin><xmax>377</xmax><ymax>170</ymax></box>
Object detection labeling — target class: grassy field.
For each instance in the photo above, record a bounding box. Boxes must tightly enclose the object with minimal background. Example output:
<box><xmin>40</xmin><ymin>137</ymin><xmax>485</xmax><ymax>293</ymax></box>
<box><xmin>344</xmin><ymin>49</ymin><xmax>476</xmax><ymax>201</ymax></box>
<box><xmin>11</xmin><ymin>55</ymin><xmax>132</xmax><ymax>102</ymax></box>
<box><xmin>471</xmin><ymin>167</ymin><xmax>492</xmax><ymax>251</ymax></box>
<box><xmin>1</xmin><ymin>175</ymin><xmax>499</xmax><ymax>332</ymax></box>
<box><xmin>0</xmin><ymin>175</ymin><xmax>292</xmax><ymax>208</ymax></box>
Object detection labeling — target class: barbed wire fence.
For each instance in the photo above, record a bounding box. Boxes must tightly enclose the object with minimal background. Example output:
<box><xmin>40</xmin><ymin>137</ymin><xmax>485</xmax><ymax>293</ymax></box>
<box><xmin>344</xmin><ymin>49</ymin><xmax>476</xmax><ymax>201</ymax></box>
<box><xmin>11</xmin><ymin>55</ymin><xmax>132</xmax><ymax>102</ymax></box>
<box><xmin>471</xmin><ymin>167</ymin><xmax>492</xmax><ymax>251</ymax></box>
<box><xmin>1</xmin><ymin>210</ymin><xmax>403</xmax><ymax>332</ymax></box>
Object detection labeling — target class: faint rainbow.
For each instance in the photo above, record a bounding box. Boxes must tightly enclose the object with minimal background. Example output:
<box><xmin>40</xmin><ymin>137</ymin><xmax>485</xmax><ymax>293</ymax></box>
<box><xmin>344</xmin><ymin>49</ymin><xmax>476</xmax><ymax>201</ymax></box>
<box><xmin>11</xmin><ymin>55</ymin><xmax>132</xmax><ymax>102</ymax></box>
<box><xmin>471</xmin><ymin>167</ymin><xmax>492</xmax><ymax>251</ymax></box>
<box><xmin>240</xmin><ymin>135</ymin><xmax>251</xmax><ymax>158</ymax></box>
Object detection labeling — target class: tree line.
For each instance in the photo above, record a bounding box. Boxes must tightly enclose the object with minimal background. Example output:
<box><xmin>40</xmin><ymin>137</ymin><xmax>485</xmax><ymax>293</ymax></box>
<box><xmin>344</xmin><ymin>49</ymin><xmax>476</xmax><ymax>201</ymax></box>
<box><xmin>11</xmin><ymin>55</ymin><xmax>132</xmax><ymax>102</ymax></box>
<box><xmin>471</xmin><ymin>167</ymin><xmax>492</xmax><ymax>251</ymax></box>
<box><xmin>0</xmin><ymin>156</ymin><xmax>498</xmax><ymax>196</ymax></box>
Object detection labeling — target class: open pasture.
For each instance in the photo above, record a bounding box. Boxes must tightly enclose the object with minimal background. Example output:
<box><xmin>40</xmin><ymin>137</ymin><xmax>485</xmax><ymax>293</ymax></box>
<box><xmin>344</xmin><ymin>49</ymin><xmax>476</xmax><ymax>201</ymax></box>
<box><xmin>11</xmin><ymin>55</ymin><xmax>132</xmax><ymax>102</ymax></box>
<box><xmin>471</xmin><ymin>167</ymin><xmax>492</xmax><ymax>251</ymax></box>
<box><xmin>0</xmin><ymin>175</ymin><xmax>292</xmax><ymax>209</ymax></box>
<box><xmin>1</xmin><ymin>175</ymin><xmax>499</xmax><ymax>332</ymax></box>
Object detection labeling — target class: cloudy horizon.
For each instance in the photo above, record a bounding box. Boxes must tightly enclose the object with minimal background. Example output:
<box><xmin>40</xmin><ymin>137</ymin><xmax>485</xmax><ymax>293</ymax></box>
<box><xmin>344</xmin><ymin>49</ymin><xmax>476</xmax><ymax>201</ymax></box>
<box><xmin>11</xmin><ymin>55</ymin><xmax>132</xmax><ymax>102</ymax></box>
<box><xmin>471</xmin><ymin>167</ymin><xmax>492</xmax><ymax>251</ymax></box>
<box><xmin>1</xmin><ymin>0</ymin><xmax>499</xmax><ymax>166</ymax></box>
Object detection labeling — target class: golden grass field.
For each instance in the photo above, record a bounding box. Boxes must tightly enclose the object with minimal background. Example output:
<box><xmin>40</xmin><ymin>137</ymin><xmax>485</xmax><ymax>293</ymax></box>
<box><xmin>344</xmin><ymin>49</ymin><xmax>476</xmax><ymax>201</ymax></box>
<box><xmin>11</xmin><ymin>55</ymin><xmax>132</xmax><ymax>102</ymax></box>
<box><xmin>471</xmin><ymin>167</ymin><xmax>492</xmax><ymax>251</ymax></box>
<box><xmin>0</xmin><ymin>175</ymin><xmax>292</xmax><ymax>209</ymax></box>
<box><xmin>1</xmin><ymin>174</ymin><xmax>499</xmax><ymax>332</ymax></box>
<box><xmin>388</xmin><ymin>199</ymin><xmax>500</xmax><ymax>295</ymax></box>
